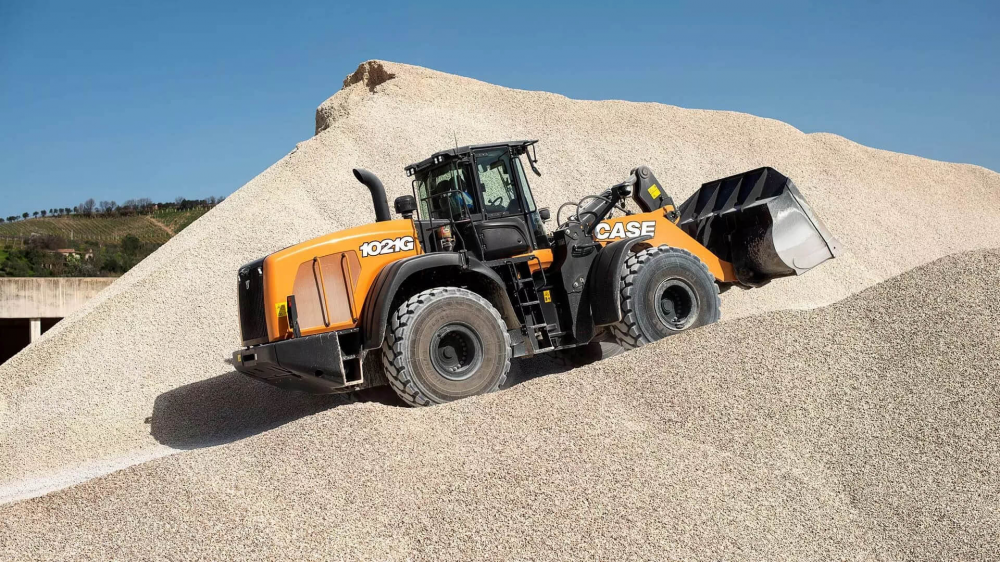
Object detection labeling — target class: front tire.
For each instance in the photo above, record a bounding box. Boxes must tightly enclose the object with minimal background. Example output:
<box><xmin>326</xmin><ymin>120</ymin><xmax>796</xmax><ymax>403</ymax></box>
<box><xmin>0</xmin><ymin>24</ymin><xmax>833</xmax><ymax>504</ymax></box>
<box><xmin>610</xmin><ymin>246</ymin><xmax>721</xmax><ymax>350</ymax></box>
<box><xmin>382</xmin><ymin>287</ymin><xmax>511</xmax><ymax>407</ymax></box>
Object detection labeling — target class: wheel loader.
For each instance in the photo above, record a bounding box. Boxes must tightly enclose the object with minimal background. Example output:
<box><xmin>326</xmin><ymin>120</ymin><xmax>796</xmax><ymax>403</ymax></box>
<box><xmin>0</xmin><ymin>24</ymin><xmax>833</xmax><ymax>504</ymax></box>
<box><xmin>233</xmin><ymin>141</ymin><xmax>840</xmax><ymax>406</ymax></box>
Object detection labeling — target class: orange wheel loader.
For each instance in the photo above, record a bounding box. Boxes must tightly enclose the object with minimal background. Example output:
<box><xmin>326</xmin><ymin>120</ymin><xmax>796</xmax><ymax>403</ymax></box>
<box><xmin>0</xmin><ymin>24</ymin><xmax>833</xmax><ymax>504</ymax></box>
<box><xmin>233</xmin><ymin>141</ymin><xmax>840</xmax><ymax>406</ymax></box>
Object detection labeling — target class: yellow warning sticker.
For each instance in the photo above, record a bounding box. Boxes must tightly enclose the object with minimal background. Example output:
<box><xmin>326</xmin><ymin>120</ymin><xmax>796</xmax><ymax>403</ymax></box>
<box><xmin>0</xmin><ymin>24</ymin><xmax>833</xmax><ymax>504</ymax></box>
<box><xmin>648</xmin><ymin>184</ymin><xmax>661</xmax><ymax>199</ymax></box>
<box><xmin>543</xmin><ymin>290</ymin><xmax>551</xmax><ymax>303</ymax></box>
<box><xmin>275</xmin><ymin>302</ymin><xmax>288</xmax><ymax>318</ymax></box>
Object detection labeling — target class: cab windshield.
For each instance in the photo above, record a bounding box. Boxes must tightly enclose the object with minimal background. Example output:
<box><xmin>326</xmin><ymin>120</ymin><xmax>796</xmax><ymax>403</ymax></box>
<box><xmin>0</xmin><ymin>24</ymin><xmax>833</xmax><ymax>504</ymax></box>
<box><xmin>476</xmin><ymin>148</ymin><xmax>521</xmax><ymax>216</ymax></box>
<box><xmin>414</xmin><ymin>163</ymin><xmax>478</xmax><ymax>220</ymax></box>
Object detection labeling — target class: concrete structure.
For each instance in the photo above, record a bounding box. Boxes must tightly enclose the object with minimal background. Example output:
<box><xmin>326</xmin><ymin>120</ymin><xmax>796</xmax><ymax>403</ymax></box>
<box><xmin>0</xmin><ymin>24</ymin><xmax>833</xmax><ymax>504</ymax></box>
<box><xmin>0</xmin><ymin>277</ymin><xmax>116</xmax><ymax>364</ymax></box>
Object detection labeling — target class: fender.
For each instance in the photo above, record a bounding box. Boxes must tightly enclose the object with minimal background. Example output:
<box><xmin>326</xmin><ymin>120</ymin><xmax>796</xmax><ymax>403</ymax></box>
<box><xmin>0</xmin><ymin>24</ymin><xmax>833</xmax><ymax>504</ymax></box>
<box><xmin>588</xmin><ymin>235</ymin><xmax>652</xmax><ymax>326</ymax></box>
<box><xmin>359</xmin><ymin>252</ymin><xmax>519</xmax><ymax>350</ymax></box>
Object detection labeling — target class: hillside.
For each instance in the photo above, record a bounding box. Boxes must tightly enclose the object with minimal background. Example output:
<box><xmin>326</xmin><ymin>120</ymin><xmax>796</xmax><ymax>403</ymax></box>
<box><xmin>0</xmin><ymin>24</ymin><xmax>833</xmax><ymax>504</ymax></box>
<box><xmin>0</xmin><ymin>208</ymin><xmax>208</xmax><ymax>245</ymax></box>
<box><xmin>2</xmin><ymin>250</ymin><xmax>997</xmax><ymax>560</ymax></box>
<box><xmin>2</xmin><ymin>58</ymin><xmax>1000</xmax><ymax>511</ymax></box>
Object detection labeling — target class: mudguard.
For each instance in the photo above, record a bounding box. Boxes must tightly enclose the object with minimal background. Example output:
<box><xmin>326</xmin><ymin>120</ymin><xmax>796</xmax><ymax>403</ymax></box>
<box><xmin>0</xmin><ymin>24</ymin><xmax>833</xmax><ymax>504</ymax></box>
<box><xmin>359</xmin><ymin>252</ymin><xmax>518</xmax><ymax>349</ymax></box>
<box><xmin>588</xmin><ymin>235</ymin><xmax>652</xmax><ymax>326</ymax></box>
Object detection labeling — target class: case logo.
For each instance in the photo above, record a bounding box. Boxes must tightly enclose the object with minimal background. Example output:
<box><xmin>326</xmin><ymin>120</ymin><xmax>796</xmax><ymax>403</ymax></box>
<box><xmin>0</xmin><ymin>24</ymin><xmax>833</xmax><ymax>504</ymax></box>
<box><xmin>360</xmin><ymin>236</ymin><xmax>415</xmax><ymax>258</ymax></box>
<box><xmin>593</xmin><ymin>220</ymin><xmax>656</xmax><ymax>240</ymax></box>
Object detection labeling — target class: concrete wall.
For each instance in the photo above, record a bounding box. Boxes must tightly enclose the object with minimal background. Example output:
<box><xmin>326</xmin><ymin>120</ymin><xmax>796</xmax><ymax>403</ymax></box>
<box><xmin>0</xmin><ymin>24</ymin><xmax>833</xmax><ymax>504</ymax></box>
<box><xmin>0</xmin><ymin>278</ymin><xmax>116</xmax><ymax>365</ymax></box>
<box><xmin>0</xmin><ymin>278</ymin><xmax>116</xmax><ymax>319</ymax></box>
<box><xmin>0</xmin><ymin>318</ymin><xmax>60</xmax><ymax>364</ymax></box>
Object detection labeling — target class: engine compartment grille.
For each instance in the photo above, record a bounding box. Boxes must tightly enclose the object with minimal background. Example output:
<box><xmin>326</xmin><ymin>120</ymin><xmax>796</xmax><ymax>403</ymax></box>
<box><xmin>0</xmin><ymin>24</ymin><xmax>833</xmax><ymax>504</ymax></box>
<box><xmin>238</xmin><ymin>258</ymin><xmax>268</xmax><ymax>345</ymax></box>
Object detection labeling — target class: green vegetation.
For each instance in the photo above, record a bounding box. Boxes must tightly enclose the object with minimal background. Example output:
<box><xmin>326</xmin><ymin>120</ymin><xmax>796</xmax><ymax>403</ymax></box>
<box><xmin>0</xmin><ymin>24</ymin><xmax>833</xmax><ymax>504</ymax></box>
<box><xmin>0</xmin><ymin>234</ymin><xmax>160</xmax><ymax>278</ymax></box>
<box><xmin>0</xmin><ymin>196</ymin><xmax>224</xmax><ymax>278</ymax></box>
<box><xmin>0</xmin><ymin>208</ymin><xmax>209</xmax><ymax>244</ymax></box>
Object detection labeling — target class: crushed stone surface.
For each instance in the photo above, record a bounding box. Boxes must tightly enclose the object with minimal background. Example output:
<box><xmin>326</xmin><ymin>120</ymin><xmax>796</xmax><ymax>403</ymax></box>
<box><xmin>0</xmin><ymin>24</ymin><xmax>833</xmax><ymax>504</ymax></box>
<box><xmin>2</xmin><ymin>60</ymin><xmax>1000</xmax><ymax>504</ymax></box>
<box><xmin>1</xmin><ymin>250</ymin><xmax>997</xmax><ymax>561</ymax></box>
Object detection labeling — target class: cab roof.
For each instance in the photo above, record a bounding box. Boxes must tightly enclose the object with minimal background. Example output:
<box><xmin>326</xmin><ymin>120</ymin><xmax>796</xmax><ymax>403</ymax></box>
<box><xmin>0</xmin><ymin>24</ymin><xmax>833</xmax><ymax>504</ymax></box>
<box><xmin>405</xmin><ymin>140</ymin><xmax>538</xmax><ymax>176</ymax></box>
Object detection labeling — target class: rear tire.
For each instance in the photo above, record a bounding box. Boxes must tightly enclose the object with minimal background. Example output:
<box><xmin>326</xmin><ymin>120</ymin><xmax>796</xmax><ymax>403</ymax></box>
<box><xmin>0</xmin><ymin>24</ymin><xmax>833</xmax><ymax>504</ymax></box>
<box><xmin>382</xmin><ymin>287</ymin><xmax>511</xmax><ymax>407</ymax></box>
<box><xmin>610</xmin><ymin>246</ymin><xmax>721</xmax><ymax>350</ymax></box>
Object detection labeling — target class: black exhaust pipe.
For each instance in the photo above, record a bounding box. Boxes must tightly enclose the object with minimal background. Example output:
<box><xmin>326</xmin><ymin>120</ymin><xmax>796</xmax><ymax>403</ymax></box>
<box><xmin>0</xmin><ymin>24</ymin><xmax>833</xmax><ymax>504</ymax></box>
<box><xmin>352</xmin><ymin>168</ymin><xmax>391</xmax><ymax>222</ymax></box>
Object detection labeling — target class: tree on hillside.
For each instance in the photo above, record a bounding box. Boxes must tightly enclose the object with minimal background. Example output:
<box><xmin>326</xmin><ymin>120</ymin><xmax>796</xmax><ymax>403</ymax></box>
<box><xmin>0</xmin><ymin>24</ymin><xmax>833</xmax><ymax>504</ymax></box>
<box><xmin>121</xmin><ymin>234</ymin><xmax>141</xmax><ymax>256</ymax></box>
<box><xmin>22</xmin><ymin>212</ymin><xmax>29</xmax><ymax>219</ymax></box>
<box><xmin>32</xmin><ymin>211</ymin><xmax>39</xmax><ymax>218</ymax></box>
<box><xmin>0</xmin><ymin>218</ymin><xmax>4</xmax><ymax>223</ymax></box>
<box><xmin>40</xmin><ymin>210</ymin><xmax>47</xmax><ymax>217</ymax></box>
<box><xmin>27</xmin><ymin>234</ymin><xmax>66</xmax><ymax>251</ymax></box>
<box><xmin>79</xmin><ymin>199</ymin><xmax>96</xmax><ymax>216</ymax></box>
<box><xmin>98</xmin><ymin>201</ymin><xmax>116</xmax><ymax>215</ymax></box>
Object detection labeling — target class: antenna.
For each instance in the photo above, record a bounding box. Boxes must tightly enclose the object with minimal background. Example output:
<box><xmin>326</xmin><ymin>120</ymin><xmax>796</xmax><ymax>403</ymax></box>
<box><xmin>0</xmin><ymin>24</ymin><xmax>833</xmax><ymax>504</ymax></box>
<box><xmin>453</xmin><ymin>131</ymin><xmax>459</xmax><ymax>150</ymax></box>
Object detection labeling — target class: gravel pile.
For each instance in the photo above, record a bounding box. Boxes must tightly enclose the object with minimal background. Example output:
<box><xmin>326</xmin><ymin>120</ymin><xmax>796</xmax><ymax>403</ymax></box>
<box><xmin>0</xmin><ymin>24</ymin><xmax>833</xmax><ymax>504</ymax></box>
<box><xmin>2</xmin><ymin>250</ymin><xmax>997</xmax><ymax>561</ymax></box>
<box><xmin>3</xmin><ymin>60</ymin><xmax>1000</xmax><ymax>501</ymax></box>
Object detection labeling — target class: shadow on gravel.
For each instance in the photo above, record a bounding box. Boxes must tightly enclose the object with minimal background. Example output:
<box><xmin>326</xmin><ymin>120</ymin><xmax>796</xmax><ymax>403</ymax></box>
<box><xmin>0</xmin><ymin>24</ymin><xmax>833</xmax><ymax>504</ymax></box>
<box><xmin>149</xmin><ymin>371</ymin><xmax>399</xmax><ymax>450</ymax></box>
<box><xmin>150</xmin><ymin>341</ymin><xmax>622</xmax><ymax>450</ymax></box>
<box><xmin>503</xmin><ymin>341</ymin><xmax>623</xmax><ymax>388</ymax></box>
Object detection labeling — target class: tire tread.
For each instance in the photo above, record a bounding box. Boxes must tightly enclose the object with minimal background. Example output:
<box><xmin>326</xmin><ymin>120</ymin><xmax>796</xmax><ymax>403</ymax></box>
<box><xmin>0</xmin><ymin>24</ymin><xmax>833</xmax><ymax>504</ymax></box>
<box><xmin>381</xmin><ymin>287</ymin><xmax>511</xmax><ymax>407</ymax></box>
<box><xmin>610</xmin><ymin>245</ymin><xmax>721</xmax><ymax>350</ymax></box>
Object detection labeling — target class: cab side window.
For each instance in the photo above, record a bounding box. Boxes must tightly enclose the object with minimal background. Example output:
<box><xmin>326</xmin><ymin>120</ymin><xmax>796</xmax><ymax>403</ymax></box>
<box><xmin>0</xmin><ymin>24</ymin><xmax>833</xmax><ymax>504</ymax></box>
<box><xmin>513</xmin><ymin>155</ymin><xmax>548</xmax><ymax>247</ymax></box>
<box><xmin>416</xmin><ymin>163</ymin><xmax>478</xmax><ymax>220</ymax></box>
<box><xmin>513</xmin><ymin>156</ymin><xmax>537</xmax><ymax>212</ymax></box>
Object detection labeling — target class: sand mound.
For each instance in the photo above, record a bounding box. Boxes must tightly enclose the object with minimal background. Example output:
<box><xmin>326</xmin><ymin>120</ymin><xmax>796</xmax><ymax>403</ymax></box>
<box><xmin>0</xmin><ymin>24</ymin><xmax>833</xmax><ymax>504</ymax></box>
<box><xmin>2</xmin><ymin>250</ymin><xmax>997</xmax><ymax>561</ymax></box>
<box><xmin>2</xmin><ymin>60</ymin><xmax>1000</xmax><ymax>500</ymax></box>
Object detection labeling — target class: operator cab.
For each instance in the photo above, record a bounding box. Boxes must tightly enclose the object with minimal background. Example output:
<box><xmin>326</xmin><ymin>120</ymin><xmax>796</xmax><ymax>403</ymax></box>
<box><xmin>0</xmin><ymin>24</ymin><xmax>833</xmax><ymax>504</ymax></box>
<box><xmin>404</xmin><ymin>140</ymin><xmax>549</xmax><ymax>261</ymax></box>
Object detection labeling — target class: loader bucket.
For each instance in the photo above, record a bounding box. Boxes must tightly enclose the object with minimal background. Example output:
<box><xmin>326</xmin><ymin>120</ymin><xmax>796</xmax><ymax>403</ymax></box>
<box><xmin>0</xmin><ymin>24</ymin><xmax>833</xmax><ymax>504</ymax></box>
<box><xmin>677</xmin><ymin>167</ymin><xmax>841</xmax><ymax>287</ymax></box>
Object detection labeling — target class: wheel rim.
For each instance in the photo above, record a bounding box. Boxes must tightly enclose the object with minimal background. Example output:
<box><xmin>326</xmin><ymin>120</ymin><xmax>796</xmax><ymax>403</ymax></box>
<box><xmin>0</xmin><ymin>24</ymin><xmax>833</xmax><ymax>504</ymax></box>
<box><xmin>653</xmin><ymin>278</ymin><xmax>699</xmax><ymax>331</ymax></box>
<box><xmin>429</xmin><ymin>323</ymin><xmax>484</xmax><ymax>381</ymax></box>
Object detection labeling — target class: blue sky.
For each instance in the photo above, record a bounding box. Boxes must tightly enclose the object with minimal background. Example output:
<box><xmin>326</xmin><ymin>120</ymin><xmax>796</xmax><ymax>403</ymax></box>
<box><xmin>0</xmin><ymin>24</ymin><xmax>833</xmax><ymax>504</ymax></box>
<box><xmin>1</xmin><ymin>0</ymin><xmax>997</xmax><ymax>218</ymax></box>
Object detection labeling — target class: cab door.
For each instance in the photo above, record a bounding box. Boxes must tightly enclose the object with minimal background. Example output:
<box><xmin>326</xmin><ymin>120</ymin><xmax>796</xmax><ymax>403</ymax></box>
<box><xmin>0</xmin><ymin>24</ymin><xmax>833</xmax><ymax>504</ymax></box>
<box><xmin>473</xmin><ymin>147</ymin><xmax>535</xmax><ymax>260</ymax></box>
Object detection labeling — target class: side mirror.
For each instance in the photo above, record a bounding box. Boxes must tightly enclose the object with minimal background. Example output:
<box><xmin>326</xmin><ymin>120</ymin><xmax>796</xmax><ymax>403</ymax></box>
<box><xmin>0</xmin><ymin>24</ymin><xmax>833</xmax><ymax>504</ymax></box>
<box><xmin>538</xmin><ymin>208</ymin><xmax>551</xmax><ymax>221</ymax></box>
<box><xmin>526</xmin><ymin>143</ymin><xmax>542</xmax><ymax>176</ymax></box>
<box><xmin>394</xmin><ymin>195</ymin><xmax>417</xmax><ymax>219</ymax></box>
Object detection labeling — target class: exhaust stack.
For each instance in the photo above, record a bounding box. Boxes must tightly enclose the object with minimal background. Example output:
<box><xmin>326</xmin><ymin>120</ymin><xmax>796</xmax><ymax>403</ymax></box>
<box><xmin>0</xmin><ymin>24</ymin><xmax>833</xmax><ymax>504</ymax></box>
<box><xmin>352</xmin><ymin>168</ymin><xmax>391</xmax><ymax>222</ymax></box>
